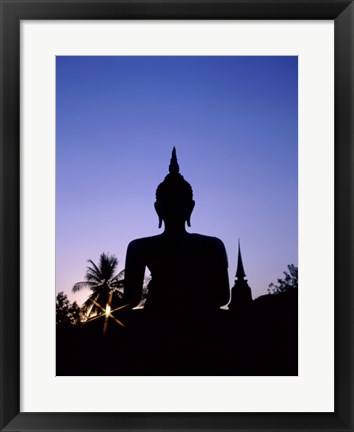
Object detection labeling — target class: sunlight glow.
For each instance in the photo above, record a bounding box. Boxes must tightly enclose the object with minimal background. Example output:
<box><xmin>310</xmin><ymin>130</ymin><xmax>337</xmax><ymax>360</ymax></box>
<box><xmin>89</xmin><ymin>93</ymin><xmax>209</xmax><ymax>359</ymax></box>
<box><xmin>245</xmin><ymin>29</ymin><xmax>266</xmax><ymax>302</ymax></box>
<box><xmin>105</xmin><ymin>304</ymin><xmax>111</xmax><ymax>317</ymax></box>
<box><xmin>85</xmin><ymin>298</ymin><xmax>130</xmax><ymax>331</ymax></box>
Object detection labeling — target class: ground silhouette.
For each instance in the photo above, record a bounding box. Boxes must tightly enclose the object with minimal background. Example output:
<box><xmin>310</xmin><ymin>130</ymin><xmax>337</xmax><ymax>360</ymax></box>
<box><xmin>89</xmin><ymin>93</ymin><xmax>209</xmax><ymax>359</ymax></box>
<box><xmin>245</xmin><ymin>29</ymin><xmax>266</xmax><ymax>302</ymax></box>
<box><xmin>56</xmin><ymin>288</ymin><xmax>297</xmax><ymax>376</ymax></box>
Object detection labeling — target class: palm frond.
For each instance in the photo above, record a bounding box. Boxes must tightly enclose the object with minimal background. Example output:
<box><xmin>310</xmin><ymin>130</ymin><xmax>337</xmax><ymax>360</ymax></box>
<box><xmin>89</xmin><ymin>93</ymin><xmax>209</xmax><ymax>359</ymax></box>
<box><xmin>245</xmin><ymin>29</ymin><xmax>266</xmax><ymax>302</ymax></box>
<box><xmin>86</xmin><ymin>259</ymin><xmax>102</xmax><ymax>279</ymax></box>
<box><xmin>85</xmin><ymin>268</ymin><xmax>103</xmax><ymax>283</ymax></box>
<box><xmin>99</xmin><ymin>253</ymin><xmax>118</xmax><ymax>280</ymax></box>
<box><xmin>113</xmin><ymin>269</ymin><xmax>125</xmax><ymax>281</ymax></box>
<box><xmin>90</xmin><ymin>282</ymin><xmax>105</xmax><ymax>295</ymax></box>
<box><xmin>111</xmin><ymin>270</ymin><xmax>125</xmax><ymax>289</ymax></box>
<box><xmin>72</xmin><ymin>281</ymin><xmax>97</xmax><ymax>293</ymax></box>
<box><xmin>82</xmin><ymin>293</ymin><xmax>97</xmax><ymax>307</ymax></box>
<box><xmin>112</xmin><ymin>288</ymin><xmax>124</xmax><ymax>298</ymax></box>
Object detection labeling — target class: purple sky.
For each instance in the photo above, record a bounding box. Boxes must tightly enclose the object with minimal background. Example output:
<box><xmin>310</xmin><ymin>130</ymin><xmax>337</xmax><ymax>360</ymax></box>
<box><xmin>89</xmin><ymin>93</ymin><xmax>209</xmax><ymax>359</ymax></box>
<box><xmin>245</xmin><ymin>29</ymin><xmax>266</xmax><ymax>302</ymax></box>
<box><xmin>56</xmin><ymin>56</ymin><xmax>298</xmax><ymax>306</ymax></box>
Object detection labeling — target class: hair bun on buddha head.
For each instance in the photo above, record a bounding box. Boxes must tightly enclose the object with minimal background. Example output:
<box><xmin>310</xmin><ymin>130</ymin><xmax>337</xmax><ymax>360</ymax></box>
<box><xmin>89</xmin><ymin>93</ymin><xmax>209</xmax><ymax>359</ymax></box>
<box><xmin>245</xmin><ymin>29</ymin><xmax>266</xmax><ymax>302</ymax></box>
<box><xmin>155</xmin><ymin>147</ymin><xmax>193</xmax><ymax>204</ymax></box>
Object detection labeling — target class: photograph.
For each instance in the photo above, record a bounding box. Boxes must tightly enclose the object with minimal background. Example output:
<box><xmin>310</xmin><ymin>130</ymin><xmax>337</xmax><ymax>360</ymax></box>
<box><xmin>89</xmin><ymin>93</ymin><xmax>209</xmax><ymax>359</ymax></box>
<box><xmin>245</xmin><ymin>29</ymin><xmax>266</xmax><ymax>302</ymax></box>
<box><xmin>56</xmin><ymin>55</ymin><xmax>298</xmax><ymax>376</ymax></box>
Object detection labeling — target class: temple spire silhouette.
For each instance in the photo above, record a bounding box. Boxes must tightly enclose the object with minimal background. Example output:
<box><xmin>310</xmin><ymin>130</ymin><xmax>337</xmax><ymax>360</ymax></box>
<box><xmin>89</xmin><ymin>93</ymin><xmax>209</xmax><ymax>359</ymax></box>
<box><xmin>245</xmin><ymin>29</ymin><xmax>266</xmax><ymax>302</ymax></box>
<box><xmin>236</xmin><ymin>239</ymin><xmax>246</xmax><ymax>280</ymax></box>
<box><xmin>228</xmin><ymin>239</ymin><xmax>253</xmax><ymax>312</ymax></box>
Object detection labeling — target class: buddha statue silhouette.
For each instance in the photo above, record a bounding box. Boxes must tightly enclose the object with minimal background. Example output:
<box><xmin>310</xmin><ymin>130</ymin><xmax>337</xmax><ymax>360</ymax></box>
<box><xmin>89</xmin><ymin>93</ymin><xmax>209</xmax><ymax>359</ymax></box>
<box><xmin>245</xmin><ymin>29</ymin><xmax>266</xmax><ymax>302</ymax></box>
<box><xmin>124</xmin><ymin>148</ymin><xmax>230</xmax><ymax>318</ymax></box>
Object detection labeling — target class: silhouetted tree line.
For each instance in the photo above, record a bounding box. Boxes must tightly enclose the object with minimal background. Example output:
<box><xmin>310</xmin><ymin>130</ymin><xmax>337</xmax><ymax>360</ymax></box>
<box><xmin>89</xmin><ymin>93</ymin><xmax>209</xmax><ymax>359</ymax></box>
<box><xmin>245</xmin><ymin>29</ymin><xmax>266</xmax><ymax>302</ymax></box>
<box><xmin>268</xmin><ymin>264</ymin><xmax>298</xmax><ymax>295</ymax></box>
<box><xmin>56</xmin><ymin>291</ymin><xmax>81</xmax><ymax>328</ymax></box>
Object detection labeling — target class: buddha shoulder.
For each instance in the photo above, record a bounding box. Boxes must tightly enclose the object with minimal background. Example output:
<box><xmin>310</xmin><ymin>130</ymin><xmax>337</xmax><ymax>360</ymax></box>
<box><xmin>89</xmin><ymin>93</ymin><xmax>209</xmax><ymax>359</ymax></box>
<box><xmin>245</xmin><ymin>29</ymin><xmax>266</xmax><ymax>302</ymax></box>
<box><xmin>189</xmin><ymin>233</ymin><xmax>225</xmax><ymax>249</ymax></box>
<box><xmin>127</xmin><ymin>235</ymin><xmax>162</xmax><ymax>252</ymax></box>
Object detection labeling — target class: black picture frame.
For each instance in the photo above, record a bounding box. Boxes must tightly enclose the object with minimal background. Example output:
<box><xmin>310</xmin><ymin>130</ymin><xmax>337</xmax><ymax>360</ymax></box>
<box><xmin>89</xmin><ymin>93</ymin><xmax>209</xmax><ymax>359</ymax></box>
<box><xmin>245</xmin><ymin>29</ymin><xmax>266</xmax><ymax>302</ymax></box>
<box><xmin>1</xmin><ymin>1</ymin><xmax>353</xmax><ymax>431</ymax></box>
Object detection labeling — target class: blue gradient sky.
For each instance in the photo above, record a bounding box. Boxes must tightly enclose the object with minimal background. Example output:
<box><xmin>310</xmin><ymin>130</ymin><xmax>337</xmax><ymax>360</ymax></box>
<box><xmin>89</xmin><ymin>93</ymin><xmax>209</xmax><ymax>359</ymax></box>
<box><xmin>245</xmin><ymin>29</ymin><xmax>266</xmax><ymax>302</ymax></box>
<box><xmin>56</xmin><ymin>56</ymin><xmax>298</xmax><ymax>306</ymax></box>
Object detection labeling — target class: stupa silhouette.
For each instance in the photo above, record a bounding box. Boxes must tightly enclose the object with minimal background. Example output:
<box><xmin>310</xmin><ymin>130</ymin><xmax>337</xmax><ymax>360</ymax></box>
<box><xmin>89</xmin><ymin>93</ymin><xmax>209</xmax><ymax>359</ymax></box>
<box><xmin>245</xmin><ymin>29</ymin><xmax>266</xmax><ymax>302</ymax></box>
<box><xmin>228</xmin><ymin>240</ymin><xmax>253</xmax><ymax>311</ymax></box>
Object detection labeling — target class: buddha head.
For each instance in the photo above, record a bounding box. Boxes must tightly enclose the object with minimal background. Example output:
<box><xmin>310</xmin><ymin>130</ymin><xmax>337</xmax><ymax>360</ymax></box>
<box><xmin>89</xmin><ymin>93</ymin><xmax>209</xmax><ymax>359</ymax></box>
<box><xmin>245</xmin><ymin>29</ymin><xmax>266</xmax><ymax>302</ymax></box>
<box><xmin>155</xmin><ymin>147</ymin><xmax>195</xmax><ymax>229</ymax></box>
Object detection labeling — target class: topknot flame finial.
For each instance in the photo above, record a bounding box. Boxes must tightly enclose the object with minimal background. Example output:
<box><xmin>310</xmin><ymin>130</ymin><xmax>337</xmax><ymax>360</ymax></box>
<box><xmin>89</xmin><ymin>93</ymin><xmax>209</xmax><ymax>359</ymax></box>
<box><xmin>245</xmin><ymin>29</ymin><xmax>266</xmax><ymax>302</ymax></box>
<box><xmin>169</xmin><ymin>147</ymin><xmax>180</xmax><ymax>174</ymax></box>
<box><xmin>155</xmin><ymin>146</ymin><xmax>193</xmax><ymax>206</ymax></box>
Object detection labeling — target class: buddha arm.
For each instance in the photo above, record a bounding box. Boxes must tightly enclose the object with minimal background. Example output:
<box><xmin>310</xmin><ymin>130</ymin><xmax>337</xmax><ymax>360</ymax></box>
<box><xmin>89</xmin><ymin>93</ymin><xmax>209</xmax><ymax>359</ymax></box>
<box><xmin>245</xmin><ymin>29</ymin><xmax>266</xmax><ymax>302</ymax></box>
<box><xmin>214</xmin><ymin>239</ymin><xmax>231</xmax><ymax>307</ymax></box>
<box><xmin>124</xmin><ymin>240</ymin><xmax>146</xmax><ymax>308</ymax></box>
<box><xmin>218</xmin><ymin>265</ymin><xmax>230</xmax><ymax>307</ymax></box>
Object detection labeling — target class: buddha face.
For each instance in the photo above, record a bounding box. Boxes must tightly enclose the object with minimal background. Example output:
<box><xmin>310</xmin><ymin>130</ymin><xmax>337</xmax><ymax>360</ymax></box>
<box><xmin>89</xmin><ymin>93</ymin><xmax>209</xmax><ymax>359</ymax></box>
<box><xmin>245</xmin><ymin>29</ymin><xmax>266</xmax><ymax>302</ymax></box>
<box><xmin>154</xmin><ymin>199</ymin><xmax>195</xmax><ymax>228</ymax></box>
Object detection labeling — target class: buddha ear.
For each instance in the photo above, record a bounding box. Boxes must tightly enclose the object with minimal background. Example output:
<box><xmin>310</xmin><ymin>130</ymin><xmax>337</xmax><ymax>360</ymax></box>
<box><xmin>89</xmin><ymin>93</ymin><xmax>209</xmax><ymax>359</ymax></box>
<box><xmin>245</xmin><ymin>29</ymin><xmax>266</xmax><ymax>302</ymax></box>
<box><xmin>154</xmin><ymin>202</ymin><xmax>163</xmax><ymax>229</ymax></box>
<box><xmin>186</xmin><ymin>200</ymin><xmax>195</xmax><ymax>227</ymax></box>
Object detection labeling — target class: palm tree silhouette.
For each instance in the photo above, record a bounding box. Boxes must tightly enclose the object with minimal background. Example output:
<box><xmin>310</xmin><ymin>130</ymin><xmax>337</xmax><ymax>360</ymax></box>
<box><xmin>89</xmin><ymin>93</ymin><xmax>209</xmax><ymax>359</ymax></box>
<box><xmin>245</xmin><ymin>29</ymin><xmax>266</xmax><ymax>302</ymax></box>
<box><xmin>72</xmin><ymin>253</ymin><xmax>125</xmax><ymax>322</ymax></box>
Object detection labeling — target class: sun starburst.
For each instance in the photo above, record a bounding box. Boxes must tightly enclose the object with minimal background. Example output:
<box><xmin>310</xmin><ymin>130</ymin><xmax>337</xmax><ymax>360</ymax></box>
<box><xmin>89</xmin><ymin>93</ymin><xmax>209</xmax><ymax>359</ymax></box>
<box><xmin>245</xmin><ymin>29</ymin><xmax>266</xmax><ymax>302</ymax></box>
<box><xmin>86</xmin><ymin>298</ymin><xmax>129</xmax><ymax>334</ymax></box>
